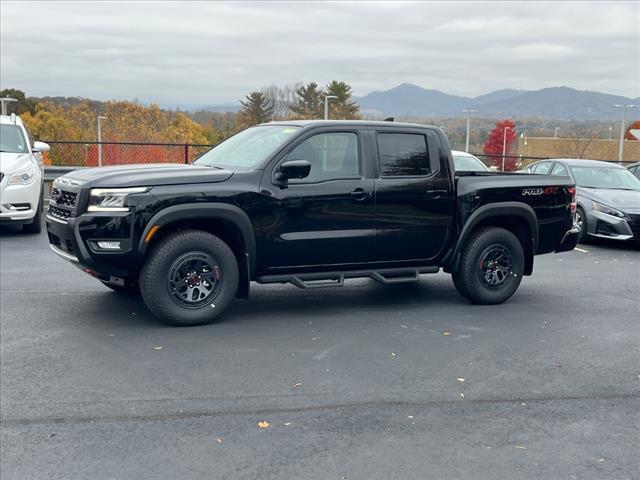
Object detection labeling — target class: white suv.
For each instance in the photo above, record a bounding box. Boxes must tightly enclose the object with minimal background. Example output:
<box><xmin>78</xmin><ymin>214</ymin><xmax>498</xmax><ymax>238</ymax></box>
<box><xmin>0</xmin><ymin>114</ymin><xmax>49</xmax><ymax>233</ymax></box>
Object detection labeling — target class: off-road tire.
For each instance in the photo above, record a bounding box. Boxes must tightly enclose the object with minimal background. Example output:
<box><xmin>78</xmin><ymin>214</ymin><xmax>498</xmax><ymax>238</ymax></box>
<box><xmin>139</xmin><ymin>230</ymin><xmax>239</xmax><ymax>326</ymax></box>
<box><xmin>452</xmin><ymin>227</ymin><xmax>524</xmax><ymax>305</ymax></box>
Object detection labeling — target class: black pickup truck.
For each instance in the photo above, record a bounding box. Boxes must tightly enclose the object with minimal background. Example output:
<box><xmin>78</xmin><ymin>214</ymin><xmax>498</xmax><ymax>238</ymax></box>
<box><xmin>46</xmin><ymin>121</ymin><xmax>579</xmax><ymax>325</ymax></box>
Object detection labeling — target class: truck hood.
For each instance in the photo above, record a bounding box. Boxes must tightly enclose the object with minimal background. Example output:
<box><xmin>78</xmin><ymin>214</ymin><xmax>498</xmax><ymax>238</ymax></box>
<box><xmin>58</xmin><ymin>163</ymin><xmax>234</xmax><ymax>188</ymax></box>
<box><xmin>0</xmin><ymin>152</ymin><xmax>33</xmax><ymax>174</ymax></box>
<box><xmin>579</xmin><ymin>187</ymin><xmax>640</xmax><ymax>212</ymax></box>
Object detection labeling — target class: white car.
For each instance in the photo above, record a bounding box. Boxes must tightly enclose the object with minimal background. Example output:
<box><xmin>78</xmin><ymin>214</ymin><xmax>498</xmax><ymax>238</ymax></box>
<box><xmin>0</xmin><ymin>114</ymin><xmax>49</xmax><ymax>233</ymax></box>
<box><xmin>451</xmin><ymin>150</ymin><xmax>489</xmax><ymax>172</ymax></box>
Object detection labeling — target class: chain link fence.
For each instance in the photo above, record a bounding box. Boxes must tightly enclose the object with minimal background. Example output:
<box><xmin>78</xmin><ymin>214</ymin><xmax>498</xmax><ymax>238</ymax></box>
<box><xmin>42</xmin><ymin>141</ymin><xmax>215</xmax><ymax>167</ymax></box>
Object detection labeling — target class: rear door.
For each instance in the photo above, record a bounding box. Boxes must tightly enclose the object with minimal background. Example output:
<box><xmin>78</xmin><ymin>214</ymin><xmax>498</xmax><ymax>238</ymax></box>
<box><xmin>373</xmin><ymin>129</ymin><xmax>454</xmax><ymax>263</ymax></box>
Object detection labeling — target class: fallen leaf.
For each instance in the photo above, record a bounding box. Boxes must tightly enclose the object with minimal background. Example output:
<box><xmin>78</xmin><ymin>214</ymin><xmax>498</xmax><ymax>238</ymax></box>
<box><xmin>257</xmin><ymin>420</ymin><xmax>270</xmax><ymax>429</ymax></box>
<box><xmin>401</xmin><ymin>325</ymin><xmax>408</xmax><ymax>329</ymax></box>
<box><xmin>216</xmin><ymin>438</ymin><xmax>223</xmax><ymax>444</ymax></box>
<box><xmin>515</xmin><ymin>445</ymin><xmax>527</xmax><ymax>450</ymax></box>
<box><xmin>597</xmin><ymin>458</ymin><xmax>605</xmax><ymax>463</ymax></box>
<box><xmin>283</xmin><ymin>422</ymin><xmax>292</xmax><ymax>426</ymax></box>
<box><xmin>554</xmin><ymin>363</ymin><xmax>562</xmax><ymax>368</ymax></box>
<box><xmin>391</xmin><ymin>352</ymin><xmax>397</xmax><ymax>357</ymax></box>
<box><xmin>152</xmin><ymin>346</ymin><xmax>163</xmax><ymax>350</ymax></box>
<box><xmin>292</xmin><ymin>382</ymin><xmax>302</xmax><ymax>389</ymax></box>
<box><xmin>407</xmin><ymin>415</ymin><xmax>414</xmax><ymax>419</ymax></box>
<box><xmin>443</xmin><ymin>331</ymin><xmax>451</xmax><ymax>336</ymax></box>
<box><xmin>460</xmin><ymin>392</ymin><xmax>465</xmax><ymax>398</ymax></box>
<box><xmin>457</xmin><ymin>377</ymin><xmax>465</xmax><ymax>383</ymax></box>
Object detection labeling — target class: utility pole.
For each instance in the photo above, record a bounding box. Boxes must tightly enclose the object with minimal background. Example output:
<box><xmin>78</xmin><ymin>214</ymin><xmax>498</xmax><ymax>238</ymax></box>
<box><xmin>0</xmin><ymin>97</ymin><xmax>18</xmax><ymax>115</ymax></box>
<box><xmin>502</xmin><ymin>126</ymin><xmax>511</xmax><ymax>172</ymax></box>
<box><xmin>610</xmin><ymin>104</ymin><xmax>638</xmax><ymax>162</ymax></box>
<box><xmin>554</xmin><ymin>127</ymin><xmax>560</xmax><ymax>138</ymax></box>
<box><xmin>324</xmin><ymin>95</ymin><xmax>337</xmax><ymax>120</ymax></box>
<box><xmin>97</xmin><ymin>115</ymin><xmax>108</xmax><ymax>167</ymax></box>
<box><xmin>462</xmin><ymin>109</ymin><xmax>477</xmax><ymax>152</ymax></box>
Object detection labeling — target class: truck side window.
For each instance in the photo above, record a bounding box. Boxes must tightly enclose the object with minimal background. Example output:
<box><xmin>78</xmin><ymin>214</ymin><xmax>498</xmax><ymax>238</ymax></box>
<box><xmin>533</xmin><ymin>162</ymin><xmax>553</xmax><ymax>174</ymax></box>
<box><xmin>286</xmin><ymin>132</ymin><xmax>359</xmax><ymax>183</ymax></box>
<box><xmin>377</xmin><ymin>133</ymin><xmax>430</xmax><ymax>177</ymax></box>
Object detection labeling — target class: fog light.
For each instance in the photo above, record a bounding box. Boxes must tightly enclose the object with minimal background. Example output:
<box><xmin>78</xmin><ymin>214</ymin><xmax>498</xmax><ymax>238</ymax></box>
<box><xmin>97</xmin><ymin>241</ymin><xmax>122</xmax><ymax>250</ymax></box>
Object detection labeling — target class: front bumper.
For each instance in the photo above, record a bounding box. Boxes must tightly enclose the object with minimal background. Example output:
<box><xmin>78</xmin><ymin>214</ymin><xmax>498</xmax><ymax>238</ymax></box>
<box><xmin>586</xmin><ymin>210</ymin><xmax>635</xmax><ymax>241</ymax></box>
<box><xmin>46</xmin><ymin>211</ymin><xmax>133</xmax><ymax>280</ymax></box>
<box><xmin>0</xmin><ymin>181</ymin><xmax>41</xmax><ymax>223</ymax></box>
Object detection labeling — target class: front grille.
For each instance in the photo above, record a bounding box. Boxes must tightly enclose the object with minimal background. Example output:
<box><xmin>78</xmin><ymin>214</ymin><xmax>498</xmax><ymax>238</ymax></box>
<box><xmin>51</xmin><ymin>188</ymin><xmax>78</xmax><ymax>208</ymax></box>
<box><xmin>48</xmin><ymin>205</ymin><xmax>71</xmax><ymax>220</ymax></box>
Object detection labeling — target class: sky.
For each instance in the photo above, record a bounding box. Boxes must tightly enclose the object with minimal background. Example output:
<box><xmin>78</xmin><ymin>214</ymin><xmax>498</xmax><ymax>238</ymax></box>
<box><xmin>1</xmin><ymin>1</ymin><xmax>638</xmax><ymax>107</ymax></box>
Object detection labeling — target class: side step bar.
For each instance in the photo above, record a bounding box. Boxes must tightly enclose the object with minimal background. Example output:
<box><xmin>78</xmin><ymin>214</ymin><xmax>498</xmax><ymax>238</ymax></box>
<box><xmin>256</xmin><ymin>266</ymin><xmax>439</xmax><ymax>289</ymax></box>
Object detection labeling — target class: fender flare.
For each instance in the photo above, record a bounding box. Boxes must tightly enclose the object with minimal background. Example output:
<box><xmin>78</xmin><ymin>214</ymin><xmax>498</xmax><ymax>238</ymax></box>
<box><xmin>444</xmin><ymin>202</ymin><xmax>538</xmax><ymax>274</ymax></box>
<box><xmin>138</xmin><ymin>203</ymin><xmax>257</xmax><ymax>275</ymax></box>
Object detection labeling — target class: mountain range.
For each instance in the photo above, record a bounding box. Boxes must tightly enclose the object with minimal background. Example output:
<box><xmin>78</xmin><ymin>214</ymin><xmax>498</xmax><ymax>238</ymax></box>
<box><xmin>354</xmin><ymin>84</ymin><xmax>639</xmax><ymax>121</ymax></box>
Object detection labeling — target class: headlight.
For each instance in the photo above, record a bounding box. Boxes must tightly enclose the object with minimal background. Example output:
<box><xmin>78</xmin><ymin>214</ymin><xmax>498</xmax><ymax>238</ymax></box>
<box><xmin>8</xmin><ymin>165</ymin><xmax>36</xmax><ymax>185</ymax></box>
<box><xmin>88</xmin><ymin>187</ymin><xmax>149</xmax><ymax>212</ymax></box>
<box><xmin>592</xmin><ymin>201</ymin><xmax>625</xmax><ymax>218</ymax></box>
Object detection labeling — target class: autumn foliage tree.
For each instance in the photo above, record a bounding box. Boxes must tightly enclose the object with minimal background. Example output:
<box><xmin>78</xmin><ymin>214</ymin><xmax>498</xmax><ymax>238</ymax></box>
<box><xmin>483</xmin><ymin>119</ymin><xmax>517</xmax><ymax>170</ymax></box>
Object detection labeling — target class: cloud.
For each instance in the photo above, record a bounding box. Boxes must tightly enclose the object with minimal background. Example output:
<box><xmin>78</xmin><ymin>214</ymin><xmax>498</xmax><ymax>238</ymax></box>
<box><xmin>1</xmin><ymin>0</ymin><xmax>638</xmax><ymax>106</ymax></box>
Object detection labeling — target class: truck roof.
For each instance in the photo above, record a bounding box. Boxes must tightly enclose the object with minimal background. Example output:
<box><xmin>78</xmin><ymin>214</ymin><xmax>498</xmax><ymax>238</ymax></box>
<box><xmin>262</xmin><ymin>120</ymin><xmax>437</xmax><ymax>129</ymax></box>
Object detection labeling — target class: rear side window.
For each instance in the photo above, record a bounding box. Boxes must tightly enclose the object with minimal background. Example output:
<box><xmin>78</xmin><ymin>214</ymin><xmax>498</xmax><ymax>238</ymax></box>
<box><xmin>532</xmin><ymin>162</ymin><xmax>553</xmax><ymax>174</ymax></box>
<box><xmin>551</xmin><ymin>163</ymin><xmax>569</xmax><ymax>176</ymax></box>
<box><xmin>377</xmin><ymin>133</ymin><xmax>431</xmax><ymax>177</ymax></box>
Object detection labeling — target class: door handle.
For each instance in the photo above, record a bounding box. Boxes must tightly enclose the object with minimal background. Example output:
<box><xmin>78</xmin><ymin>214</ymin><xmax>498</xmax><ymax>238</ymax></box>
<box><xmin>350</xmin><ymin>188</ymin><xmax>370</xmax><ymax>202</ymax></box>
<box><xmin>426</xmin><ymin>189</ymin><xmax>449</xmax><ymax>199</ymax></box>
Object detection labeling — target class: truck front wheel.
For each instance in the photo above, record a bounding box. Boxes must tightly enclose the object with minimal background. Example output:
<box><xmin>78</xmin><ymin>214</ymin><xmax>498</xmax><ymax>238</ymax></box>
<box><xmin>139</xmin><ymin>230</ymin><xmax>239</xmax><ymax>326</ymax></box>
<box><xmin>452</xmin><ymin>227</ymin><xmax>524</xmax><ymax>305</ymax></box>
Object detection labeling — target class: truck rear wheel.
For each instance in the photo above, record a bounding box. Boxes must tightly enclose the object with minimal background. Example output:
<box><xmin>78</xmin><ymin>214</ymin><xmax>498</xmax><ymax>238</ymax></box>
<box><xmin>452</xmin><ymin>227</ymin><xmax>524</xmax><ymax>305</ymax></box>
<box><xmin>139</xmin><ymin>230</ymin><xmax>239</xmax><ymax>326</ymax></box>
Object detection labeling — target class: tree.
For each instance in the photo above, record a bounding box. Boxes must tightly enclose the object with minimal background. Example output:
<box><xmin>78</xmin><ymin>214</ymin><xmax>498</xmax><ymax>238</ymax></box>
<box><xmin>237</xmin><ymin>91</ymin><xmax>273</xmax><ymax>128</ymax></box>
<box><xmin>290</xmin><ymin>82</ymin><xmax>324</xmax><ymax>119</ymax></box>
<box><xmin>262</xmin><ymin>83</ymin><xmax>302</xmax><ymax>120</ymax></box>
<box><xmin>561</xmin><ymin>123</ymin><xmax>597</xmax><ymax>159</ymax></box>
<box><xmin>483</xmin><ymin>119</ymin><xmax>517</xmax><ymax>170</ymax></box>
<box><xmin>0</xmin><ymin>88</ymin><xmax>37</xmax><ymax>115</ymax></box>
<box><xmin>325</xmin><ymin>81</ymin><xmax>360</xmax><ymax>119</ymax></box>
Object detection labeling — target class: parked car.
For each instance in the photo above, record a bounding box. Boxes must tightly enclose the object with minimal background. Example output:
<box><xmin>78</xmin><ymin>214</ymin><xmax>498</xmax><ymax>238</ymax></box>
<box><xmin>627</xmin><ymin>162</ymin><xmax>640</xmax><ymax>180</ymax></box>
<box><xmin>527</xmin><ymin>158</ymin><xmax>640</xmax><ymax>242</ymax></box>
<box><xmin>0</xmin><ymin>114</ymin><xmax>49</xmax><ymax>233</ymax></box>
<box><xmin>451</xmin><ymin>150</ymin><xmax>489</xmax><ymax>172</ymax></box>
<box><xmin>46</xmin><ymin>120</ymin><xmax>578</xmax><ymax>326</ymax></box>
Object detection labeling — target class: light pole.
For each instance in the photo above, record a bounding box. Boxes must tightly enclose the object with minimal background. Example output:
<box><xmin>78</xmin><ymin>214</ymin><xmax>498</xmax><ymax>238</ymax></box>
<box><xmin>0</xmin><ymin>97</ymin><xmax>18</xmax><ymax>115</ymax></box>
<box><xmin>554</xmin><ymin>127</ymin><xmax>560</xmax><ymax>138</ymax></box>
<box><xmin>502</xmin><ymin>126</ymin><xmax>511</xmax><ymax>171</ymax></box>
<box><xmin>608</xmin><ymin>126</ymin><xmax>613</xmax><ymax>140</ymax></box>
<box><xmin>462</xmin><ymin>109</ymin><xmax>477</xmax><ymax>153</ymax></box>
<box><xmin>324</xmin><ymin>95</ymin><xmax>337</xmax><ymax>120</ymax></box>
<box><xmin>97</xmin><ymin>115</ymin><xmax>108</xmax><ymax>167</ymax></box>
<box><xmin>610</xmin><ymin>104</ymin><xmax>638</xmax><ymax>161</ymax></box>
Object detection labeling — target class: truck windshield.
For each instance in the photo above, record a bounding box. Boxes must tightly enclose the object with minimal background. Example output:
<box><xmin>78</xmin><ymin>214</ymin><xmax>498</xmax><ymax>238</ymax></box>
<box><xmin>570</xmin><ymin>166</ymin><xmax>640</xmax><ymax>191</ymax></box>
<box><xmin>195</xmin><ymin>125</ymin><xmax>300</xmax><ymax>169</ymax></box>
<box><xmin>0</xmin><ymin>124</ymin><xmax>28</xmax><ymax>154</ymax></box>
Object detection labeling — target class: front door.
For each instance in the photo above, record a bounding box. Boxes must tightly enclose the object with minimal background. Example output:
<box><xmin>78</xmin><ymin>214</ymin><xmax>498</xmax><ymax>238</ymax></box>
<box><xmin>373</xmin><ymin>130</ymin><xmax>454</xmax><ymax>262</ymax></box>
<box><xmin>259</xmin><ymin>129</ymin><xmax>376</xmax><ymax>271</ymax></box>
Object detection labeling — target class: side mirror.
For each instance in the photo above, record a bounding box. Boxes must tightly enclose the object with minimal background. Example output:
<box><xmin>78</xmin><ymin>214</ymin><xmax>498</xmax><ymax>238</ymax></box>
<box><xmin>32</xmin><ymin>141</ymin><xmax>50</xmax><ymax>153</ymax></box>
<box><xmin>277</xmin><ymin>160</ymin><xmax>311</xmax><ymax>181</ymax></box>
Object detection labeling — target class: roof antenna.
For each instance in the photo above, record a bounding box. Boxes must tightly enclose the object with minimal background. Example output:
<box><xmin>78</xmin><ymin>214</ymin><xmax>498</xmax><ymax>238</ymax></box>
<box><xmin>383</xmin><ymin>117</ymin><xmax>394</xmax><ymax>122</ymax></box>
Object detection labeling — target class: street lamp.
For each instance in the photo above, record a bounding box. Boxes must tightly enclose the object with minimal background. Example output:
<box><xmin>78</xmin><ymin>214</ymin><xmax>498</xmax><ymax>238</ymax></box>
<box><xmin>502</xmin><ymin>126</ymin><xmax>511</xmax><ymax>172</ymax></box>
<box><xmin>554</xmin><ymin>127</ymin><xmax>560</xmax><ymax>138</ymax></box>
<box><xmin>324</xmin><ymin>95</ymin><xmax>337</xmax><ymax>120</ymax></box>
<box><xmin>462</xmin><ymin>109</ymin><xmax>477</xmax><ymax>153</ymax></box>
<box><xmin>97</xmin><ymin>115</ymin><xmax>108</xmax><ymax>167</ymax></box>
<box><xmin>610</xmin><ymin>104</ymin><xmax>638</xmax><ymax>162</ymax></box>
<box><xmin>608</xmin><ymin>126</ymin><xmax>613</xmax><ymax>140</ymax></box>
<box><xmin>0</xmin><ymin>97</ymin><xmax>18</xmax><ymax>115</ymax></box>
<box><xmin>520</xmin><ymin>131</ymin><xmax>528</xmax><ymax>146</ymax></box>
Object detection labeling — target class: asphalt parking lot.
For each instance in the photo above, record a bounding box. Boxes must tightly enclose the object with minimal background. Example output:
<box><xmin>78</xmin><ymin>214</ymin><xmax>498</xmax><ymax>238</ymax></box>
<box><xmin>1</xmin><ymin>226</ymin><xmax>638</xmax><ymax>480</ymax></box>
